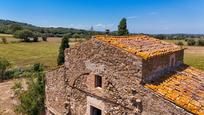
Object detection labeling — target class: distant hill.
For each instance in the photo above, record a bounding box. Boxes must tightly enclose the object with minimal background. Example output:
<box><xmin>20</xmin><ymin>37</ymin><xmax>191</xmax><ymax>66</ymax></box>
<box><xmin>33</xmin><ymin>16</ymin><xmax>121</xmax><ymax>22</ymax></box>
<box><xmin>0</xmin><ymin>19</ymin><xmax>104</xmax><ymax>38</ymax></box>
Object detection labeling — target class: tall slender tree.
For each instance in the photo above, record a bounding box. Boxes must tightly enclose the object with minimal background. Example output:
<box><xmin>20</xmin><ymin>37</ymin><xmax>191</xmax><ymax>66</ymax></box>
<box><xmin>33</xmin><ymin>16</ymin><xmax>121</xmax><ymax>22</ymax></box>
<box><xmin>57</xmin><ymin>34</ymin><xmax>71</xmax><ymax>65</ymax></box>
<box><xmin>118</xmin><ymin>18</ymin><xmax>129</xmax><ymax>36</ymax></box>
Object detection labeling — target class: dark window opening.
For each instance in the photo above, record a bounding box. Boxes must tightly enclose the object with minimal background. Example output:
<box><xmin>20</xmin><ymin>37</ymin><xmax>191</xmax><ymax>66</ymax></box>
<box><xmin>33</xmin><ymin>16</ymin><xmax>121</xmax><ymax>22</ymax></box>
<box><xmin>90</xmin><ymin>106</ymin><xmax>102</xmax><ymax>115</ymax></box>
<box><xmin>95</xmin><ymin>75</ymin><xmax>102</xmax><ymax>88</ymax></box>
<box><xmin>171</xmin><ymin>58</ymin><xmax>175</xmax><ymax>67</ymax></box>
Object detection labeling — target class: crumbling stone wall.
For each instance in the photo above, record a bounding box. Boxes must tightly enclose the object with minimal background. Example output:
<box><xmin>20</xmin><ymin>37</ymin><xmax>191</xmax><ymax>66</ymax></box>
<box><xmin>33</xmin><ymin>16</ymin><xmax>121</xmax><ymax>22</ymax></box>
<box><xmin>62</xmin><ymin>39</ymin><xmax>191</xmax><ymax>115</ymax></box>
<box><xmin>142</xmin><ymin>50</ymin><xmax>184</xmax><ymax>83</ymax></box>
<box><xmin>45</xmin><ymin>66</ymin><xmax>66</xmax><ymax>115</ymax></box>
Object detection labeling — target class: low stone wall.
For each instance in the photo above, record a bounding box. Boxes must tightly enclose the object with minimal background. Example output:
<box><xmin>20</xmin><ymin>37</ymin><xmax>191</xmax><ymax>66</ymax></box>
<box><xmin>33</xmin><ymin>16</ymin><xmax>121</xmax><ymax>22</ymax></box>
<box><xmin>45</xmin><ymin>66</ymin><xmax>66</xmax><ymax>115</ymax></box>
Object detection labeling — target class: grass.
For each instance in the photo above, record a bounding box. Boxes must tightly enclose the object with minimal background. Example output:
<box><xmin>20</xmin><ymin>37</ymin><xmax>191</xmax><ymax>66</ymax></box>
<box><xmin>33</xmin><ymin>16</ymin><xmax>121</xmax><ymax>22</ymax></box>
<box><xmin>0</xmin><ymin>38</ymin><xmax>61</xmax><ymax>69</ymax></box>
<box><xmin>0</xmin><ymin>34</ymin><xmax>13</xmax><ymax>38</ymax></box>
<box><xmin>184</xmin><ymin>46</ymin><xmax>204</xmax><ymax>70</ymax></box>
<box><xmin>164</xmin><ymin>40</ymin><xmax>204</xmax><ymax>70</ymax></box>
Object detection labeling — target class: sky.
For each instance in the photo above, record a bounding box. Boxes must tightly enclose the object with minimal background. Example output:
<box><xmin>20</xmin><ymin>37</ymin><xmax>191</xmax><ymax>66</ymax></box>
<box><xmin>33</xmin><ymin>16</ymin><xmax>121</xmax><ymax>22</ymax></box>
<box><xmin>0</xmin><ymin>0</ymin><xmax>204</xmax><ymax>34</ymax></box>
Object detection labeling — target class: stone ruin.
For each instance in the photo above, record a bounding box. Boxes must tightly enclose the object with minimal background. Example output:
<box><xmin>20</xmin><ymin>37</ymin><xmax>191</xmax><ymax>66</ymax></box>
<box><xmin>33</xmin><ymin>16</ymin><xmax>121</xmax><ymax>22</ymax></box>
<box><xmin>45</xmin><ymin>35</ymin><xmax>204</xmax><ymax>115</ymax></box>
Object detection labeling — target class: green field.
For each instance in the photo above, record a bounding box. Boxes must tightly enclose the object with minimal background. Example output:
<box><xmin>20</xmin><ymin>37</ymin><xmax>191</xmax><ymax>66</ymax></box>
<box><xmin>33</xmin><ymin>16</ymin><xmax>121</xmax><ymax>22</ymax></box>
<box><xmin>0</xmin><ymin>37</ymin><xmax>204</xmax><ymax>70</ymax></box>
<box><xmin>184</xmin><ymin>46</ymin><xmax>204</xmax><ymax>70</ymax></box>
<box><xmin>0</xmin><ymin>38</ymin><xmax>62</xmax><ymax>69</ymax></box>
<box><xmin>164</xmin><ymin>40</ymin><xmax>204</xmax><ymax>70</ymax></box>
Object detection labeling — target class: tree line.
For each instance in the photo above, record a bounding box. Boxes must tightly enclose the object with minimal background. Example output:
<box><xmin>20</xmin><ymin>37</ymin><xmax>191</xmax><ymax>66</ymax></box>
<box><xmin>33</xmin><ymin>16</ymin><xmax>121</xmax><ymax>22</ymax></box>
<box><xmin>0</xmin><ymin>19</ymin><xmax>103</xmax><ymax>40</ymax></box>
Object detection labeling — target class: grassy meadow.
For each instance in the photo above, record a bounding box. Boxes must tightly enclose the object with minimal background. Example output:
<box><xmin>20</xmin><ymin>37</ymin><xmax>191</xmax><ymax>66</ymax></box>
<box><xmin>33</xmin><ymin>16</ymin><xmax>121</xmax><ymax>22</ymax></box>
<box><xmin>0</xmin><ymin>35</ymin><xmax>204</xmax><ymax>70</ymax></box>
<box><xmin>164</xmin><ymin>40</ymin><xmax>204</xmax><ymax>70</ymax></box>
<box><xmin>0</xmin><ymin>38</ymin><xmax>61</xmax><ymax>69</ymax></box>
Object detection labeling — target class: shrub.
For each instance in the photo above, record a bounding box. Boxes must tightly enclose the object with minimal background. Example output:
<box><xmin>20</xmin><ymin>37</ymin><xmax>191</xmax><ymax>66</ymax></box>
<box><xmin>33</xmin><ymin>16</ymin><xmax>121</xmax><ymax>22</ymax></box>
<box><xmin>176</xmin><ymin>41</ymin><xmax>184</xmax><ymax>46</ymax></box>
<box><xmin>13</xmin><ymin>64</ymin><xmax>45</xmax><ymax>115</ymax></box>
<box><xmin>14</xmin><ymin>72</ymin><xmax>45</xmax><ymax>115</ymax></box>
<box><xmin>198</xmin><ymin>39</ymin><xmax>204</xmax><ymax>46</ymax></box>
<box><xmin>42</xmin><ymin>35</ymin><xmax>47</xmax><ymax>41</ymax></box>
<box><xmin>31</xmin><ymin>63</ymin><xmax>44</xmax><ymax>72</ymax></box>
<box><xmin>187</xmin><ymin>39</ymin><xmax>196</xmax><ymax>46</ymax></box>
<box><xmin>1</xmin><ymin>37</ymin><xmax>7</xmax><ymax>44</ymax></box>
<box><xmin>0</xmin><ymin>58</ymin><xmax>10</xmax><ymax>81</ymax></box>
<box><xmin>5</xmin><ymin>68</ymin><xmax>26</xmax><ymax>79</ymax></box>
<box><xmin>12</xmin><ymin>81</ymin><xmax>23</xmax><ymax>96</ymax></box>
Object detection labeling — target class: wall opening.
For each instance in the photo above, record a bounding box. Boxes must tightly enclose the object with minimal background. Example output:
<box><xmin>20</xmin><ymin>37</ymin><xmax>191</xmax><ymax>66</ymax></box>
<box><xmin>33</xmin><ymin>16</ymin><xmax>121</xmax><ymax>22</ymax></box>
<box><xmin>169</xmin><ymin>54</ymin><xmax>176</xmax><ymax>67</ymax></box>
<box><xmin>90</xmin><ymin>106</ymin><xmax>102</xmax><ymax>115</ymax></box>
<box><xmin>95</xmin><ymin>75</ymin><xmax>102</xmax><ymax>88</ymax></box>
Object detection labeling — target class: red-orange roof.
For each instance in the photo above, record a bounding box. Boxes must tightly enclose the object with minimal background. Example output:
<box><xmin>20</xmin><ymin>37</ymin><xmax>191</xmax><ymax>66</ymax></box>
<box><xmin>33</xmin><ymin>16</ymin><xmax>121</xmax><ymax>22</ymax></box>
<box><xmin>145</xmin><ymin>65</ymin><xmax>204</xmax><ymax>115</ymax></box>
<box><xmin>95</xmin><ymin>35</ymin><xmax>182</xmax><ymax>59</ymax></box>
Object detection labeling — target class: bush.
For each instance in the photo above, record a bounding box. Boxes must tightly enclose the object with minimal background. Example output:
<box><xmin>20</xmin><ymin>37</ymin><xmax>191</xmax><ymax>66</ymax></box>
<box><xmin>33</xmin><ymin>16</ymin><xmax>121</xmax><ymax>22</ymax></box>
<box><xmin>1</xmin><ymin>37</ymin><xmax>7</xmax><ymax>44</ymax></box>
<box><xmin>5</xmin><ymin>68</ymin><xmax>26</xmax><ymax>79</ymax></box>
<box><xmin>176</xmin><ymin>41</ymin><xmax>184</xmax><ymax>46</ymax></box>
<box><xmin>0</xmin><ymin>58</ymin><xmax>10</xmax><ymax>81</ymax></box>
<box><xmin>198</xmin><ymin>39</ymin><xmax>204</xmax><ymax>46</ymax></box>
<box><xmin>12</xmin><ymin>64</ymin><xmax>45</xmax><ymax>115</ymax></box>
<box><xmin>14</xmin><ymin>72</ymin><xmax>45</xmax><ymax>115</ymax></box>
<box><xmin>42</xmin><ymin>36</ymin><xmax>47</xmax><ymax>41</ymax></box>
<box><xmin>12</xmin><ymin>81</ymin><xmax>23</xmax><ymax>96</ymax></box>
<box><xmin>187</xmin><ymin>39</ymin><xmax>196</xmax><ymax>46</ymax></box>
<box><xmin>31</xmin><ymin>63</ymin><xmax>44</xmax><ymax>72</ymax></box>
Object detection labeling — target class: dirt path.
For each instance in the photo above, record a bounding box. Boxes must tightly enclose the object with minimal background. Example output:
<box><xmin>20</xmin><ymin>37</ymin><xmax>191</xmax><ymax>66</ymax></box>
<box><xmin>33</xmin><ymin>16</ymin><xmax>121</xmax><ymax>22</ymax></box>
<box><xmin>0</xmin><ymin>79</ymin><xmax>27</xmax><ymax>115</ymax></box>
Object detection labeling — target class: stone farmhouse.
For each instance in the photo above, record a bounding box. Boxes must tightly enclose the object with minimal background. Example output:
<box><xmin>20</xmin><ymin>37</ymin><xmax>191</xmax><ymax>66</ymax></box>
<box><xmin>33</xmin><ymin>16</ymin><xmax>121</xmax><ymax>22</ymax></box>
<box><xmin>45</xmin><ymin>35</ymin><xmax>204</xmax><ymax>115</ymax></box>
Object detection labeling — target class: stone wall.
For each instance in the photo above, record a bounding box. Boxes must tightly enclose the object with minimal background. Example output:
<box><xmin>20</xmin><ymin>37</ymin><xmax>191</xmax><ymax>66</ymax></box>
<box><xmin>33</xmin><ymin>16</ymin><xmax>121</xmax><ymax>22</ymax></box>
<box><xmin>62</xmin><ymin>39</ymin><xmax>191</xmax><ymax>115</ymax></box>
<box><xmin>45</xmin><ymin>66</ymin><xmax>66</xmax><ymax>115</ymax></box>
<box><xmin>142</xmin><ymin>50</ymin><xmax>184</xmax><ymax>83</ymax></box>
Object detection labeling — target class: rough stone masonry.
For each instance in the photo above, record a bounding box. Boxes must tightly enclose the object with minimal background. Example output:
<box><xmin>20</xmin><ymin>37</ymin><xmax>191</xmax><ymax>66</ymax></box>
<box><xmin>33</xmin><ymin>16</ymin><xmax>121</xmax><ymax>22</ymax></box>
<box><xmin>45</xmin><ymin>35</ymin><xmax>204</xmax><ymax>115</ymax></box>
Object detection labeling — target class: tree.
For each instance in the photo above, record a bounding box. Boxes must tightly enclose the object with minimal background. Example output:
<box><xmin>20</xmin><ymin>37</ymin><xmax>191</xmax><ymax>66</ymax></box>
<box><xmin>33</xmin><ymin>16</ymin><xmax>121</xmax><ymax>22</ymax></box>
<box><xmin>187</xmin><ymin>39</ymin><xmax>196</xmax><ymax>46</ymax></box>
<box><xmin>0</xmin><ymin>58</ymin><xmax>10</xmax><ymax>81</ymax></box>
<box><xmin>42</xmin><ymin>35</ymin><xmax>47</xmax><ymax>41</ymax></box>
<box><xmin>118</xmin><ymin>18</ymin><xmax>129</xmax><ymax>36</ymax></box>
<box><xmin>10</xmin><ymin>24</ymin><xmax>22</xmax><ymax>33</ymax></box>
<box><xmin>198</xmin><ymin>39</ymin><xmax>204</xmax><ymax>46</ymax></box>
<box><xmin>57</xmin><ymin>34</ymin><xmax>71</xmax><ymax>65</ymax></box>
<box><xmin>14</xmin><ymin>30</ymin><xmax>36</xmax><ymax>42</ymax></box>
<box><xmin>105</xmin><ymin>29</ymin><xmax>110</xmax><ymax>35</ymax></box>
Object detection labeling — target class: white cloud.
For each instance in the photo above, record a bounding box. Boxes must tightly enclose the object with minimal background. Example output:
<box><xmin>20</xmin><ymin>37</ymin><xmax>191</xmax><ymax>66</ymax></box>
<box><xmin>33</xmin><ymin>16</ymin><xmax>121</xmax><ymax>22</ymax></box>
<box><xmin>127</xmin><ymin>16</ymin><xmax>140</xmax><ymax>19</ymax></box>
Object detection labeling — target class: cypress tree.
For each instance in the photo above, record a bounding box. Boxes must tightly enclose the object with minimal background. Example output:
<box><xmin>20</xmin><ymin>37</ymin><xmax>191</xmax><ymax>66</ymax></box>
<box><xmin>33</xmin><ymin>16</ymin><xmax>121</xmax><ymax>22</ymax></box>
<box><xmin>118</xmin><ymin>18</ymin><xmax>129</xmax><ymax>36</ymax></box>
<box><xmin>57</xmin><ymin>34</ymin><xmax>70</xmax><ymax>65</ymax></box>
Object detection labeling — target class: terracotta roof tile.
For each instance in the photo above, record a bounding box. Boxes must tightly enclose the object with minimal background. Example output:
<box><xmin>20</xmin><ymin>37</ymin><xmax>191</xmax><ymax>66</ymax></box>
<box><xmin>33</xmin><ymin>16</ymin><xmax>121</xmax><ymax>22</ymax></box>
<box><xmin>95</xmin><ymin>35</ymin><xmax>182</xmax><ymax>59</ymax></box>
<box><xmin>145</xmin><ymin>66</ymin><xmax>204</xmax><ymax>115</ymax></box>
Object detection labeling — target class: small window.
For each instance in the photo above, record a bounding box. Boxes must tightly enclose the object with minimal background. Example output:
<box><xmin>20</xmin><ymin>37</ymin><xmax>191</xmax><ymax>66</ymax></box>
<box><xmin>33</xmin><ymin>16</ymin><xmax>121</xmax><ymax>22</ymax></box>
<box><xmin>90</xmin><ymin>106</ymin><xmax>102</xmax><ymax>115</ymax></box>
<box><xmin>95</xmin><ymin>75</ymin><xmax>102</xmax><ymax>88</ymax></box>
<box><xmin>171</xmin><ymin>58</ymin><xmax>175</xmax><ymax>67</ymax></box>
